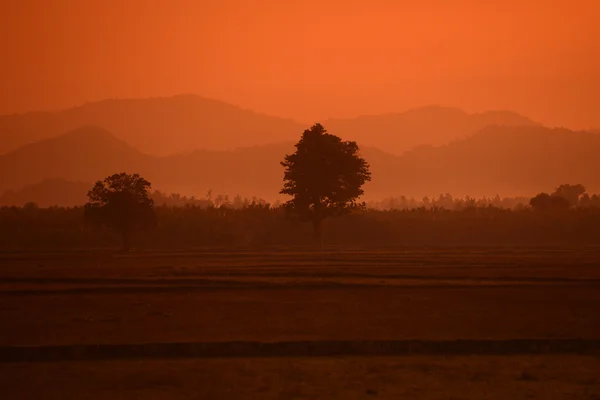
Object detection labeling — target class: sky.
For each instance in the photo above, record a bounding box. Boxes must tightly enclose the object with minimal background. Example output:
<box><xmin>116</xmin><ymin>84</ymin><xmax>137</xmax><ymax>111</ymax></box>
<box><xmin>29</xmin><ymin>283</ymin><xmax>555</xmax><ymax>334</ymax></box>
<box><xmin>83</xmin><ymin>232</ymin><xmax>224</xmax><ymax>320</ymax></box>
<box><xmin>1</xmin><ymin>0</ymin><xmax>599</xmax><ymax>129</ymax></box>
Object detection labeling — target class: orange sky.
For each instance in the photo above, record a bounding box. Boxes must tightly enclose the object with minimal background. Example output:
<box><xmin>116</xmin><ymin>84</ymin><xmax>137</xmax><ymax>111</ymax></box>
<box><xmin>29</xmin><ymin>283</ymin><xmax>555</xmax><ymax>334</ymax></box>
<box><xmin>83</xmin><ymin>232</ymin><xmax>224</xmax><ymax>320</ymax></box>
<box><xmin>1</xmin><ymin>0</ymin><xmax>599</xmax><ymax>129</ymax></box>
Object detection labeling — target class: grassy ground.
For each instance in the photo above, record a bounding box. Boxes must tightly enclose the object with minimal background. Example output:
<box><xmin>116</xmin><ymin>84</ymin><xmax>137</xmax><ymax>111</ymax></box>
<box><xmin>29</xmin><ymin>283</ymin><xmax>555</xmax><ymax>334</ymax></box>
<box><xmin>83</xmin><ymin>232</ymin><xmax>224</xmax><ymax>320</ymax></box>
<box><xmin>1</xmin><ymin>248</ymin><xmax>599</xmax><ymax>346</ymax></box>
<box><xmin>2</xmin><ymin>355</ymin><xmax>600</xmax><ymax>399</ymax></box>
<box><xmin>1</xmin><ymin>248</ymin><xmax>599</xmax><ymax>398</ymax></box>
<box><xmin>2</xmin><ymin>285</ymin><xmax>600</xmax><ymax>346</ymax></box>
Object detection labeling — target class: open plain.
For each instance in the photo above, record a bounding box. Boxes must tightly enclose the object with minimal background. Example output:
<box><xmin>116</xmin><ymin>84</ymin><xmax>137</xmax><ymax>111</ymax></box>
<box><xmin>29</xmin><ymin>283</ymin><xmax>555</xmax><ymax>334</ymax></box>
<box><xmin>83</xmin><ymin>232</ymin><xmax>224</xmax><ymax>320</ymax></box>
<box><xmin>1</xmin><ymin>247</ymin><xmax>600</xmax><ymax>399</ymax></box>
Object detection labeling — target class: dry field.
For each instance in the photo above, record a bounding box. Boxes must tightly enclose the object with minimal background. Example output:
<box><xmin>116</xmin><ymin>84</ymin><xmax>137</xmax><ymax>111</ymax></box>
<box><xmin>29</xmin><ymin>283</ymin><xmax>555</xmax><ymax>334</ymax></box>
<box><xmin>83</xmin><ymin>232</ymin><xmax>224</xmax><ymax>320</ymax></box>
<box><xmin>1</xmin><ymin>247</ymin><xmax>600</xmax><ymax>398</ymax></box>
<box><xmin>2</xmin><ymin>355</ymin><xmax>600</xmax><ymax>399</ymax></box>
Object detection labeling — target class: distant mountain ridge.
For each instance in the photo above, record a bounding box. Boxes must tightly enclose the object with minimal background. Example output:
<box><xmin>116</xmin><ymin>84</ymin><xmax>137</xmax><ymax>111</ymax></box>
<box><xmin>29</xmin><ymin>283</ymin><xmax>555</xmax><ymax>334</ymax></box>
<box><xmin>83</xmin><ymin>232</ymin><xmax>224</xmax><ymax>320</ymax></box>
<box><xmin>1</xmin><ymin>125</ymin><xmax>598</xmax><ymax>206</ymax></box>
<box><xmin>0</xmin><ymin>126</ymin><xmax>150</xmax><ymax>192</ymax></box>
<box><xmin>0</xmin><ymin>95</ymin><xmax>305</xmax><ymax>156</ymax></box>
<box><xmin>324</xmin><ymin>106</ymin><xmax>540</xmax><ymax>154</ymax></box>
<box><xmin>0</xmin><ymin>95</ymin><xmax>539</xmax><ymax>156</ymax></box>
<box><xmin>0</xmin><ymin>179</ymin><xmax>91</xmax><ymax>207</ymax></box>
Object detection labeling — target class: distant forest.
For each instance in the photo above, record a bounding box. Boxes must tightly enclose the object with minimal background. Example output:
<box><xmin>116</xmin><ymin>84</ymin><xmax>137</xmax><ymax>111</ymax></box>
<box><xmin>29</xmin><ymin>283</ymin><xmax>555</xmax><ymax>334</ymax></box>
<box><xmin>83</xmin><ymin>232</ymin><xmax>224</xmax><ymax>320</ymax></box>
<box><xmin>2</xmin><ymin>192</ymin><xmax>599</xmax><ymax>249</ymax></box>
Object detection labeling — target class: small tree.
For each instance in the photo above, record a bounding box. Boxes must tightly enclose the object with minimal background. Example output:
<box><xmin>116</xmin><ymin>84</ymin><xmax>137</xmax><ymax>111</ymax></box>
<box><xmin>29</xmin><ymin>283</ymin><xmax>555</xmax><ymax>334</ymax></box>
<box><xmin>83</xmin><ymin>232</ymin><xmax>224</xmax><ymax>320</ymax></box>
<box><xmin>280</xmin><ymin>123</ymin><xmax>371</xmax><ymax>244</ymax></box>
<box><xmin>84</xmin><ymin>173</ymin><xmax>155</xmax><ymax>251</ymax></box>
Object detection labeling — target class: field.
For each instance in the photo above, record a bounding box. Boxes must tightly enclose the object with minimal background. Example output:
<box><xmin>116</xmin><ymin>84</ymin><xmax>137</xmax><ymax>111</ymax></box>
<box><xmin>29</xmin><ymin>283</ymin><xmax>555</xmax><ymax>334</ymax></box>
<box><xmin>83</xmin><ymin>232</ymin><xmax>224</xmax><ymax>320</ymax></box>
<box><xmin>1</xmin><ymin>247</ymin><xmax>600</xmax><ymax>399</ymax></box>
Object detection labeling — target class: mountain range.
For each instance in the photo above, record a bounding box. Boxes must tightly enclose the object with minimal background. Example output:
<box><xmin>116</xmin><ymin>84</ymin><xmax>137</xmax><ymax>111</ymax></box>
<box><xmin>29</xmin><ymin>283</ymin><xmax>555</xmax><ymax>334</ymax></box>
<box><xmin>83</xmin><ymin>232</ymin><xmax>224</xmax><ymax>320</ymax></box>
<box><xmin>0</xmin><ymin>179</ymin><xmax>91</xmax><ymax>208</ymax></box>
<box><xmin>1</xmin><ymin>124</ymin><xmax>598</xmax><ymax>206</ymax></box>
<box><xmin>0</xmin><ymin>94</ymin><xmax>539</xmax><ymax>156</ymax></box>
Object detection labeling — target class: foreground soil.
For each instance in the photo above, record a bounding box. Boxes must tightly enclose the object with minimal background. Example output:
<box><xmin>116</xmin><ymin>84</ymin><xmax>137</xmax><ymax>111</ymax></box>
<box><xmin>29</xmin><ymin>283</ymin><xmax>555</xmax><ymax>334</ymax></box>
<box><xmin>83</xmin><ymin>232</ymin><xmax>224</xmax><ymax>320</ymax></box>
<box><xmin>1</xmin><ymin>248</ymin><xmax>599</xmax><ymax>399</ymax></box>
<box><xmin>2</xmin><ymin>285</ymin><xmax>600</xmax><ymax>346</ymax></box>
<box><xmin>1</xmin><ymin>248</ymin><xmax>600</xmax><ymax>346</ymax></box>
<box><xmin>2</xmin><ymin>355</ymin><xmax>600</xmax><ymax>399</ymax></box>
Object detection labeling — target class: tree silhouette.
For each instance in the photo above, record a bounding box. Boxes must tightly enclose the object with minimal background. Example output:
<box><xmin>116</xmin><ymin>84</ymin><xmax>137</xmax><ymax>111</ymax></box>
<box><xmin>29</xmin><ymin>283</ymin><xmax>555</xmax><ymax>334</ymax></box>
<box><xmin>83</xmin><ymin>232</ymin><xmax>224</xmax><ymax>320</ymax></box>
<box><xmin>84</xmin><ymin>173</ymin><xmax>155</xmax><ymax>251</ymax></box>
<box><xmin>280</xmin><ymin>123</ymin><xmax>371</xmax><ymax>243</ymax></box>
<box><xmin>529</xmin><ymin>192</ymin><xmax>570</xmax><ymax>211</ymax></box>
<box><xmin>552</xmin><ymin>184</ymin><xmax>586</xmax><ymax>207</ymax></box>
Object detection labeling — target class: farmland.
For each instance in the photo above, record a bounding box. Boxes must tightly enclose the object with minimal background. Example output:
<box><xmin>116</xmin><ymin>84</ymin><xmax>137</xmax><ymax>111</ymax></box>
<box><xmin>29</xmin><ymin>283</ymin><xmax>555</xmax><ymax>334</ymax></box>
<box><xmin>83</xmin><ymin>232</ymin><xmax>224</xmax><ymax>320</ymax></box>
<box><xmin>1</xmin><ymin>247</ymin><xmax>600</xmax><ymax>398</ymax></box>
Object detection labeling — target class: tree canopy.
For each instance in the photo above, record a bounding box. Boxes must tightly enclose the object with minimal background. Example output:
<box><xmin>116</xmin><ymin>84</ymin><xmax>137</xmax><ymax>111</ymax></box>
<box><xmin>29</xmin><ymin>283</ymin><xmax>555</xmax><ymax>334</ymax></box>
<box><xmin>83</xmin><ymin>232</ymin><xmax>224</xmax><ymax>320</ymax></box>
<box><xmin>280</xmin><ymin>123</ymin><xmax>371</xmax><ymax>239</ymax></box>
<box><xmin>530</xmin><ymin>183</ymin><xmax>588</xmax><ymax>211</ymax></box>
<box><xmin>529</xmin><ymin>192</ymin><xmax>570</xmax><ymax>211</ymax></box>
<box><xmin>84</xmin><ymin>173</ymin><xmax>155</xmax><ymax>251</ymax></box>
<box><xmin>552</xmin><ymin>184</ymin><xmax>586</xmax><ymax>207</ymax></box>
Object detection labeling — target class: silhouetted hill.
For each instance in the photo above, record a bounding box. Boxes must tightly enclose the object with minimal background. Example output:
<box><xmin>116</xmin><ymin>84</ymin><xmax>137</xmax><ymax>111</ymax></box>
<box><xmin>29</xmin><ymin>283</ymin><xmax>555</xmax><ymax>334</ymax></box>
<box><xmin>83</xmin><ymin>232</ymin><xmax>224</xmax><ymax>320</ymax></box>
<box><xmin>0</xmin><ymin>126</ymin><xmax>150</xmax><ymax>192</ymax></box>
<box><xmin>1</xmin><ymin>125</ymin><xmax>598</xmax><ymax>203</ymax></box>
<box><xmin>0</xmin><ymin>96</ymin><xmax>539</xmax><ymax>156</ymax></box>
<box><xmin>0</xmin><ymin>179</ymin><xmax>91</xmax><ymax>207</ymax></box>
<box><xmin>324</xmin><ymin>106</ymin><xmax>540</xmax><ymax>155</ymax></box>
<box><xmin>393</xmin><ymin>126</ymin><xmax>600</xmax><ymax>197</ymax></box>
<box><xmin>0</xmin><ymin>95</ymin><xmax>305</xmax><ymax>155</ymax></box>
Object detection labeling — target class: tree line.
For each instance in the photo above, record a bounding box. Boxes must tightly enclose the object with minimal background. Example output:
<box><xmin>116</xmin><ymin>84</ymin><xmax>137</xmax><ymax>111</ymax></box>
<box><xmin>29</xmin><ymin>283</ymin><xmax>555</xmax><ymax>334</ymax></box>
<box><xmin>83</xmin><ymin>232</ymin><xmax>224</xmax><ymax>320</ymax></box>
<box><xmin>3</xmin><ymin>123</ymin><xmax>598</xmax><ymax>250</ymax></box>
<box><xmin>2</xmin><ymin>205</ymin><xmax>600</xmax><ymax>249</ymax></box>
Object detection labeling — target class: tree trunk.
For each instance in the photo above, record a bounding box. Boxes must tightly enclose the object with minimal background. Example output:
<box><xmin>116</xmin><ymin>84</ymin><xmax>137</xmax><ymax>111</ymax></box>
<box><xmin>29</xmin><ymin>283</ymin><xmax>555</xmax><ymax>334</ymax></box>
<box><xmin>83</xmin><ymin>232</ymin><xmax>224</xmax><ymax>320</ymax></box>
<box><xmin>312</xmin><ymin>198</ymin><xmax>324</xmax><ymax>249</ymax></box>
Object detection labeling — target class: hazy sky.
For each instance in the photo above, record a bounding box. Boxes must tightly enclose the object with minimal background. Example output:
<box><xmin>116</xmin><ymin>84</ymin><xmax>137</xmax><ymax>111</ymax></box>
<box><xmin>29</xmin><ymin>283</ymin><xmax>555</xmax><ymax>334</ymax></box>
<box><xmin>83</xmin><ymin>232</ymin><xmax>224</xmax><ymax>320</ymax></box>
<box><xmin>1</xmin><ymin>0</ymin><xmax>599</xmax><ymax>128</ymax></box>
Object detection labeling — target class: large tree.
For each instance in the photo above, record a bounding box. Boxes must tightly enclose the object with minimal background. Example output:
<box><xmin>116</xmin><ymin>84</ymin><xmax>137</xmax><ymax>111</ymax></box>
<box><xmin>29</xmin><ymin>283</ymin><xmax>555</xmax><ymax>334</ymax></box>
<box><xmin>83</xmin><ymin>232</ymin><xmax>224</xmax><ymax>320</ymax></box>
<box><xmin>280</xmin><ymin>123</ymin><xmax>371</xmax><ymax>242</ymax></box>
<box><xmin>84</xmin><ymin>173</ymin><xmax>155</xmax><ymax>251</ymax></box>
